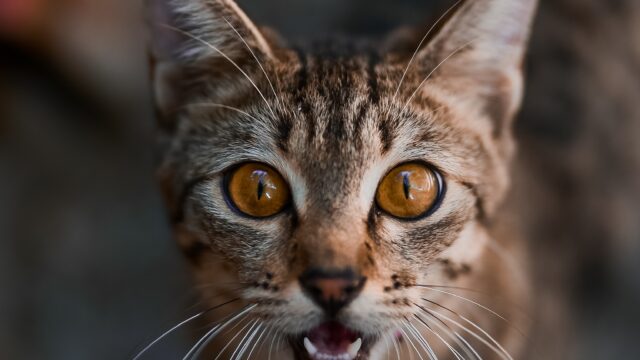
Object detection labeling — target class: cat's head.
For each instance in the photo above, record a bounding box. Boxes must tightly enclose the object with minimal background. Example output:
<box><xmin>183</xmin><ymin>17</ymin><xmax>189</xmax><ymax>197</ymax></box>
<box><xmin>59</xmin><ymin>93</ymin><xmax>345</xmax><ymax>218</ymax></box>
<box><xmin>148</xmin><ymin>0</ymin><xmax>536</xmax><ymax>358</ymax></box>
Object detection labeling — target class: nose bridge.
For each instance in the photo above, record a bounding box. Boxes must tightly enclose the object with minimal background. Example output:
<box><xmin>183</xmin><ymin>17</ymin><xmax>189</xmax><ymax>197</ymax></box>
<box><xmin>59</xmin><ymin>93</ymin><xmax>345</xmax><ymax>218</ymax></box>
<box><xmin>293</xmin><ymin>210</ymin><xmax>373</xmax><ymax>315</ymax></box>
<box><xmin>296</xmin><ymin>212</ymin><xmax>366</xmax><ymax>270</ymax></box>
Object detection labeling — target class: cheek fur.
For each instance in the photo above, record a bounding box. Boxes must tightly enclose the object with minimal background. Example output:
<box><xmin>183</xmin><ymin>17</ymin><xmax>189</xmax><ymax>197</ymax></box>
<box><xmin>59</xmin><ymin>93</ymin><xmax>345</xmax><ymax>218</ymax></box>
<box><xmin>370</xmin><ymin>180</ymin><xmax>477</xmax><ymax>265</ymax></box>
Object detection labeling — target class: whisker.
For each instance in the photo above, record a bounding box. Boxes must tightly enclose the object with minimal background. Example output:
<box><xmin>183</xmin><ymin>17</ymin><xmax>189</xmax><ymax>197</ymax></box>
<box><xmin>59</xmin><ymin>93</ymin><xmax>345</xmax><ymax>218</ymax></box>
<box><xmin>417</xmin><ymin>286</ymin><xmax>512</xmax><ymax>327</ymax></box>
<box><xmin>160</xmin><ymin>24</ymin><xmax>277</xmax><ymax>119</ymax></box>
<box><xmin>400</xmin><ymin>38</ymin><xmax>477</xmax><ymax>116</ymax></box>
<box><xmin>131</xmin><ymin>298</ymin><xmax>239</xmax><ymax>360</ymax></box>
<box><xmin>259</xmin><ymin>327</ymin><xmax>275</xmax><ymax>360</ymax></box>
<box><xmin>382</xmin><ymin>332</ymin><xmax>391</xmax><ymax>360</ymax></box>
<box><xmin>186</xmin><ymin>103</ymin><xmax>263</xmax><ymax>124</ymax></box>
<box><xmin>182</xmin><ymin>285</ymin><xmax>246</xmax><ymax>315</ymax></box>
<box><xmin>188</xmin><ymin>286</ymin><xmax>248</xmax><ymax>309</ymax></box>
<box><xmin>415</xmin><ymin>284</ymin><xmax>488</xmax><ymax>295</ymax></box>
<box><xmin>275</xmin><ymin>332</ymin><xmax>284</xmax><ymax>353</ymax></box>
<box><xmin>222</xmin><ymin>17</ymin><xmax>283</xmax><ymax>109</ymax></box>
<box><xmin>233</xmin><ymin>322</ymin><xmax>262</xmax><ymax>360</ymax></box>
<box><xmin>413</xmin><ymin>304</ymin><xmax>481</xmax><ymax>360</ymax></box>
<box><xmin>267</xmin><ymin>328</ymin><xmax>278</xmax><ymax>360</ymax></box>
<box><xmin>419</xmin><ymin>284</ymin><xmax>529</xmax><ymax>356</ymax></box>
<box><xmin>275</xmin><ymin>331</ymin><xmax>286</xmax><ymax>355</ymax></box>
<box><xmin>391</xmin><ymin>330</ymin><xmax>402</xmax><ymax>360</ymax></box>
<box><xmin>454</xmin><ymin>331</ymin><xmax>482</xmax><ymax>360</ymax></box>
<box><xmin>214</xmin><ymin>317</ymin><xmax>255</xmax><ymax>360</ymax></box>
<box><xmin>405</xmin><ymin>318</ymin><xmax>438</xmax><ymax>360</ymax></box>
<box><xmin>229</xmin><ymin>320</ymin><xmax>259</xmax><ymax>360</ymax></box>
<box><xmin>416</xmin><ymin>283</ymin><xmax>532</xmax><ymax>323</ymax></box>
<box><xmin>412</xmin><ymin>314</ymin><xmax>463</xmax><ymax>360</ymax></box>
<box><xmin>399</xmin><ymin>324</ymin><xmax>424</xmax><ymax>360</ymax></box>
<box><xmin>259</xmin><ymin>328</ymin><xmax>275</xmax><ymax>357</ymax></box>
<box><xmin>421</xmin><ymin>286</ymin><xmax>531</xmax><ymax>349</ymax></box>
<box><xmin>436</xmin><ymin>308</ymin><xmax>510</xmax><ymax>360</ymax></box>
<box><xmin>246</xmin><ymin>325</ymin><xmax>269</xmax><ymax>360</ymax></box>
<box><xmin>193</xmin><ymin>281</ymin><xmax>254</xmax><ymax>289</ymax></box>
<box><xmin>418</xmin><ymin>301</ymin><xmax>511</xmax><ymax>360</ymax></box>
<box><xmin>183</xmin><ymin>303</ymin><xmax>256</xmax><ymax>360</ymax></box>
<box><xmin>389</xmin><ymin>0</ymin><xmax>463</xmax><ymax>110</ymax></box>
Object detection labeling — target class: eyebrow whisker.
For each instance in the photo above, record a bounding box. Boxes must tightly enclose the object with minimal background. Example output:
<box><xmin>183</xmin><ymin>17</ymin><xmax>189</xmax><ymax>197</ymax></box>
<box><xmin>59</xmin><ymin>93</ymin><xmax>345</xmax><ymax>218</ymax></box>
<box><xmin>160</xmin><ymin>24</ymin><xmax>278</xmax><ymax>119</ymax></box>
<box><xmin>222</xmin><ymin>17</ymin><xmax>283</xmax><ymax>110</ymax></box>
<box><xmin>389</xmin><ymin>0</ymin><xmax>464</xmax><ymax>115</ymax></box>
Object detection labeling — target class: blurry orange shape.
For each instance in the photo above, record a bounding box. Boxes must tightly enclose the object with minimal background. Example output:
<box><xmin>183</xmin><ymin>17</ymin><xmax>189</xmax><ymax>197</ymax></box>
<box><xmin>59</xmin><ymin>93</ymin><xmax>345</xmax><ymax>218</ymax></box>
<box><xmin>0</xmin><ymin>0</ymin><xmax>45</xmax><ymax>38</ymax></box>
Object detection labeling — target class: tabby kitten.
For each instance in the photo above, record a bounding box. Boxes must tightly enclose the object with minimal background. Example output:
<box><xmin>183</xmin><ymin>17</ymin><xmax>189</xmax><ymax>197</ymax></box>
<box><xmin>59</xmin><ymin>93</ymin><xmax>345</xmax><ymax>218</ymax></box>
<box><xmin>144</xmin><ymin>0</ymin><xmax>537</xmax><ymax>359</ymax></box>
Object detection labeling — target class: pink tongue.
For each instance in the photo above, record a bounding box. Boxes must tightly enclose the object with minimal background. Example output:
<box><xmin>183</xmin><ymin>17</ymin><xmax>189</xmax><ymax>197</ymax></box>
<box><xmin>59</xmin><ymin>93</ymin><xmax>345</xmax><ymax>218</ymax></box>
<box><xmin>307</xmin><ymin>322</ymin><xmax>358</xmax><ymax>355</ymax></box>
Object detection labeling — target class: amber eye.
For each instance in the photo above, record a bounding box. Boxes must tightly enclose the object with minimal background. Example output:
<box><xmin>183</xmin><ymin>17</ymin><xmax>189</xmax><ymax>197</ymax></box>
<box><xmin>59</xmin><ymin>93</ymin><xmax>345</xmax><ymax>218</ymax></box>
<box><xmin>375</xmin><ymin>163</ymin><xmax>443</xmax><ymax>219</ymax></box>
<box><xmin>226</xmin><ymin>163</ymin><xmax>291</xmax><ymax>218</ymax></box>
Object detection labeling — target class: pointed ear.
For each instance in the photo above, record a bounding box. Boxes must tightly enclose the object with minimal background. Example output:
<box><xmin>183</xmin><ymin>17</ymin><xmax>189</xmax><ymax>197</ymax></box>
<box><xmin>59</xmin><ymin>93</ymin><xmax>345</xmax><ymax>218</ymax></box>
<box><xmin>147</xmin><ymin>0</ymin><xmax>276</xmax><ymax>124</ymax></box>
<box><xmin>415</xmin><ymin>0</ymin><xmax>537</xmax><ymax>136</ymax></box>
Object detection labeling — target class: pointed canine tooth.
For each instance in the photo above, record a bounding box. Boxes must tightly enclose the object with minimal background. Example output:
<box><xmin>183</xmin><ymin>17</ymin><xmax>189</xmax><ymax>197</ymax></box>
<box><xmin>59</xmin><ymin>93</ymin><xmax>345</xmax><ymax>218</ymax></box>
<box><xmin>347</xmin><ymin>338</ymin><xmax>362</xmax><ymax>359</ymax></box>
<box><xmin>304</xmin><ymin>337</ymin><xmax>318</xmax><ymax>356</ymax></box>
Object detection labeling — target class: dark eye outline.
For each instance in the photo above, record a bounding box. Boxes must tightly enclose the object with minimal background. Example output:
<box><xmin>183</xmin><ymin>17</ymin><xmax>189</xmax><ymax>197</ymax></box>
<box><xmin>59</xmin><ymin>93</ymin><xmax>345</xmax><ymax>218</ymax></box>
<box><xmin>222</xmin><ymin>162</ymin><xmax>293</xmax><ymax>219</ymax></box>
<box><xmin>374</xmin><ymin>161</ymin><xmax>447</xmax><ymax>221</ymax></box>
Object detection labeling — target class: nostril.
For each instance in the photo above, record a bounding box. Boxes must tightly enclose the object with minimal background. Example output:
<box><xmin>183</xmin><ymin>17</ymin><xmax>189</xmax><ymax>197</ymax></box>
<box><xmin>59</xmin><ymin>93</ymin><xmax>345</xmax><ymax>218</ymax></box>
<box><xmin>308</xmin><ymin>285</ymin><xmax>323</xmax><ymax>297</ymax></box>
<box><xmin>343</xmin><ymin>285</ymin><xmax>356</xmax><ymax>295</ymax></box>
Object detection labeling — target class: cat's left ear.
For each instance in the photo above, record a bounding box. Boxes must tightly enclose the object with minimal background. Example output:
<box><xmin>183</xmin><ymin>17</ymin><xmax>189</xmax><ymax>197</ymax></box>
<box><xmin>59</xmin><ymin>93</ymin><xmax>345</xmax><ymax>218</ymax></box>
<box><xmin>413</xmin><ymin>0</ymin><xmax>537</xmax><ymax>139</ymax></box>
<box><xmin>147</xmin><ymin>0</ymin><xmax>277</xmax><ymax>124</ymax></box>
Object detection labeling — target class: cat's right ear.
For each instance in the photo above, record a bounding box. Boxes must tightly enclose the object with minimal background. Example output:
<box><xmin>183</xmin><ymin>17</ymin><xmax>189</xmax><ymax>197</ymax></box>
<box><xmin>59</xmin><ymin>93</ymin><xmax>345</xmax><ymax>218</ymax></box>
<box><xmin>147</xmin><ymin>0</ymin><xmax>277</xmax><ymax>125</ymax></box>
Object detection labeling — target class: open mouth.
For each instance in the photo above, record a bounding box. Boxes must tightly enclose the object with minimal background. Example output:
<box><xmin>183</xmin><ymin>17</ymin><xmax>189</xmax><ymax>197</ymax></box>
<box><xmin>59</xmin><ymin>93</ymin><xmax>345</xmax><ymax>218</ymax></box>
<box><xmin>293</xmin><ymin>321</ymin><xmax>369</xmax><ymax>360</ymax></box>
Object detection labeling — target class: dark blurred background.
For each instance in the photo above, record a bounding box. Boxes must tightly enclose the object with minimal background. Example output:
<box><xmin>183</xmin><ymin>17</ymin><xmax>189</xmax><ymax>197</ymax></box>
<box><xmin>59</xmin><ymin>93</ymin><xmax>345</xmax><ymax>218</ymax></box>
<box><xmin>1</xmin><ymin>0</ymin><xmax>639</xmax><ymax>359</ymax></box>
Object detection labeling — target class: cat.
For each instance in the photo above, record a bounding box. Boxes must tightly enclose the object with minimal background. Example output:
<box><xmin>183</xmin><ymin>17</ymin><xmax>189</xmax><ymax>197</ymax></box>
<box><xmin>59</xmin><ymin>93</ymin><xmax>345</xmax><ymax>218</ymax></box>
<box><xmin>142</xmin><ymin>0</ymin><xmax>538</xmax><ymax>359</ymax></box>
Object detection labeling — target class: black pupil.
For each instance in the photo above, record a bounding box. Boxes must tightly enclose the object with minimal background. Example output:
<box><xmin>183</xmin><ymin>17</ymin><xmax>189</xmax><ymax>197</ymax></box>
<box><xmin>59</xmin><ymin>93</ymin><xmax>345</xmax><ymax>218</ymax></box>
<box><xmin>255</xmin><ymin>170</ymin><xmax>267</xmax><ymax>200</ymax></box>
<box><xmin>402</xmin><ymin>171</ymin><xmax>411</xmax><ymax>199</ymax></box>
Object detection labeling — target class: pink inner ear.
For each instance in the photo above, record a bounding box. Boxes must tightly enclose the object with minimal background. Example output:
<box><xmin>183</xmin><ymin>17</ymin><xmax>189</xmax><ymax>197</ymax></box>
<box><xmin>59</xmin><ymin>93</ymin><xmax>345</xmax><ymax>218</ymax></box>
<box><xmin>148</xmin><ymin>0</ymin><xmax>186</xmax><ymax>60</ymax></box>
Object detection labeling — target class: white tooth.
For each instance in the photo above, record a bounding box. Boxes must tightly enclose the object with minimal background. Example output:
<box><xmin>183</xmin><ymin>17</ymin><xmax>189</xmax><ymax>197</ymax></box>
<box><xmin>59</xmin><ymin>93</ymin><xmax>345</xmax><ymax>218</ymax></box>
<box><xmin>304</xmin><ymin>337</ymin><xmax>318</xmax><ymax>356</ymax></box>
<box><xmin>347</xmin><ymin>338</ymin><xmax>362</xmax><ymax>359</ymax></box>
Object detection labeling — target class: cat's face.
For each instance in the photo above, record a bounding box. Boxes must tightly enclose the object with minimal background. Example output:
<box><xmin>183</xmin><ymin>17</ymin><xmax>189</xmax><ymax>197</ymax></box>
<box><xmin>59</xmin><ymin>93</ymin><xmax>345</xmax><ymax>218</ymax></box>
<box><xmin>148</xmin><ymin>0</ymin><xmax>536</xmax><ymax>358</ymax></box>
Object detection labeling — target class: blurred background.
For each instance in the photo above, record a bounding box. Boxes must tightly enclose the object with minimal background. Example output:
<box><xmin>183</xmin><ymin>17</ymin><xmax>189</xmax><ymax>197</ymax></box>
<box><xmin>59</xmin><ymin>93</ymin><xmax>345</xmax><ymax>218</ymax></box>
<box><xmin>1</xmin><ymin>0</ymin><xmax>639</xmax><ymax>359</ymax></box>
